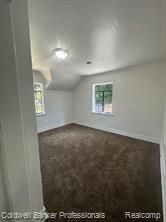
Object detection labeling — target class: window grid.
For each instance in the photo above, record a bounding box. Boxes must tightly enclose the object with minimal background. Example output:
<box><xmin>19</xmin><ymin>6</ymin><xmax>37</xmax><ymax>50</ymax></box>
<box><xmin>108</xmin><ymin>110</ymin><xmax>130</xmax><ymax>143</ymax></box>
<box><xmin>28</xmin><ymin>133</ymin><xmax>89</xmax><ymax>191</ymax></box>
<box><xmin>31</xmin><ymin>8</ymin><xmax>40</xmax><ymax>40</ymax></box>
<box><xmin>93</xmin><ymin>83</ymin><xmax>113</xmax><ymax>114</ymax></box>
<box><xmin>34</xmin><ymin>82</ymin><xmax>45</xmax><ymax>115</ymax></box>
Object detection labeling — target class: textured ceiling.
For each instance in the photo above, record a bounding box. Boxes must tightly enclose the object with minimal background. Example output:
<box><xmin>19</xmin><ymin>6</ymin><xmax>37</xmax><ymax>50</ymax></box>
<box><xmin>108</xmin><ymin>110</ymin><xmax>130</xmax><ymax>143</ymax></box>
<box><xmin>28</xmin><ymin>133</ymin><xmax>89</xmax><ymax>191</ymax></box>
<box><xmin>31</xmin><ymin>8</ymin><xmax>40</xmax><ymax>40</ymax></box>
<box><xmin>28</xmin><ymin>0</ymin><xmax>166</xmax><ymax>90</ymax></box>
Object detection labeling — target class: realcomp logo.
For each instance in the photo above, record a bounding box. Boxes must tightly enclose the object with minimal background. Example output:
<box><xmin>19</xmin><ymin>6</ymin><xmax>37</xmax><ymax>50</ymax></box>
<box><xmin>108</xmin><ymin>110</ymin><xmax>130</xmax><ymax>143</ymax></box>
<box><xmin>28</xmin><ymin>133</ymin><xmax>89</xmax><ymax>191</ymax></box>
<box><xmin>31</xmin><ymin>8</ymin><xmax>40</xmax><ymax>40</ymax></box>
<box><xmin>125</xmin><ymin>212</ymin><xmax>161</xmax><ymax>221</ymax></box>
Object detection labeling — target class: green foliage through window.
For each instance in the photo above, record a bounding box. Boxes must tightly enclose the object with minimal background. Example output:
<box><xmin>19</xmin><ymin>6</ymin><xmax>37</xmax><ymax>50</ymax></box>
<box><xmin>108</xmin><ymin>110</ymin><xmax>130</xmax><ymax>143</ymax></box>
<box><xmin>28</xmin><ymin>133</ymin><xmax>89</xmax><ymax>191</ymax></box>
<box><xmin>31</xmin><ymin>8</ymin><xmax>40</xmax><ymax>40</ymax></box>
<box><xmin>94</xmin><ymin>83</ymin><xmax>113</xmax><ymax>113</ymax></box>
<box><xmin>34</xmin><ymin>82</ymin><xmax>45</xmax><ymax>114</ymax></box>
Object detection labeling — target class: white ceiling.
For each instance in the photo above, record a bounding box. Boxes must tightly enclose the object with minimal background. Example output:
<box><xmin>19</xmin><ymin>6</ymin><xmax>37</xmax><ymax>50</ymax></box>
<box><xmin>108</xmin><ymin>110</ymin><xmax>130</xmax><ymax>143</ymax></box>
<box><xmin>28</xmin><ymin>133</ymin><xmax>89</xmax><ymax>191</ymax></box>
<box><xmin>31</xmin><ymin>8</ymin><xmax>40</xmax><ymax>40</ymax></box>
<box><xmin>28</xmin><ymin>0</ymin><xmax>166</xmax><ymax>90</ymax></box>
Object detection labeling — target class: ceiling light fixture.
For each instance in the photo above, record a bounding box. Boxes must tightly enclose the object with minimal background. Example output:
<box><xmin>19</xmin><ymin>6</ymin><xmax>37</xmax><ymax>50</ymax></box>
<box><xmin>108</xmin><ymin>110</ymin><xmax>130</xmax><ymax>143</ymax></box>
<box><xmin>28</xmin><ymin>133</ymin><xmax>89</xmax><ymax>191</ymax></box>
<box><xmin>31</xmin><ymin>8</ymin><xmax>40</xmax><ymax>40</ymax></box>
<box><xmin>54</xmin><ymin>48</ymin><xmax>68</xmax><ymax>60</ymax></box>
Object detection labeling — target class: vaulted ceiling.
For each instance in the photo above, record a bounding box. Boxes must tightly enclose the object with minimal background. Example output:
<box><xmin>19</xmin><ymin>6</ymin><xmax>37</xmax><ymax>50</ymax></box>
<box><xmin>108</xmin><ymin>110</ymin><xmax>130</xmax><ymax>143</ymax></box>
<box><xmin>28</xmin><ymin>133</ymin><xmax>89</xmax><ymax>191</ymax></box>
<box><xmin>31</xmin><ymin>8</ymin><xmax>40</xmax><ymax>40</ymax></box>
<box><xmin>28</xmin><ymin>0</ymin><xmax>166</xmax><ymax>90</ymax></box>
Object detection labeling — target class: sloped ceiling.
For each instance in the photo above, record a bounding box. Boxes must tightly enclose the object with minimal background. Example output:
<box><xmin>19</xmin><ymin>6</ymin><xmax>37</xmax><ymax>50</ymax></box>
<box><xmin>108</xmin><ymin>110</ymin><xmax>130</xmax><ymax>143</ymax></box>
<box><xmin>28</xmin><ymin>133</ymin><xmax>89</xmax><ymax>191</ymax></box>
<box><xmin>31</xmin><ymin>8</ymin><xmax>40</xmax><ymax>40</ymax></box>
<box><xmin>28</xmin><ymin>0</ymin><xmax>166</xmax><ymax>91</ymax></box>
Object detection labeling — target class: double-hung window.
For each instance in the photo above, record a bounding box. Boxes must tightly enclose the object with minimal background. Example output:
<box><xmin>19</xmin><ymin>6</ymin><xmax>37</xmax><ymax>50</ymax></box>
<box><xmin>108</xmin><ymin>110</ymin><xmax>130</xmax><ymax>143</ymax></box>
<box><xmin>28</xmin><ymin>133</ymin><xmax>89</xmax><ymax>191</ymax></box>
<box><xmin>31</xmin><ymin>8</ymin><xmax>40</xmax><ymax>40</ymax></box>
<box><xmin>93</xmin><ymin>82</ymin><xmax>113</xmax><ymax>114</ymax></box>
<box><xmin>34</xmin><ymin>82</ymin><xmax>45</xmax><ymax>115</ymax></box>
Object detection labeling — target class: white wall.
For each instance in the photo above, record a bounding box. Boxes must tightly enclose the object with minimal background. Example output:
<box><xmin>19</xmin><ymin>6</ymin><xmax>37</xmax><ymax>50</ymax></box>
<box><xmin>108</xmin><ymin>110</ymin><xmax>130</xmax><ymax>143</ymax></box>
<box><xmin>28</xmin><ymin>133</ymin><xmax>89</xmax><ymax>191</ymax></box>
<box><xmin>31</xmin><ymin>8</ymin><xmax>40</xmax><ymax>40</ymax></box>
<box><xmin>0</xmin><ymin>0</ymin><xmax>44</xmax><ymax>217</ymax></box>
<box><xmin>162</xmin><ymin>106</ymin><xmax>166</xmax><ymax>166</ymax></box>
<box><xmin>37</xmin><ymin>90</ymin><xmax>73</xmax><ymax>132</ymax></box>
<box><xmin>73</xmin><ymin>63</ymin><xmax>165</xmax><ymax>143</ymax></box>
<box><xmin>161</xmin><ymin>107</ymin><xmax>166</xmax><ymax>222</ymax></box>
<box><xmin>0</xmin><ymin>134</ymin><xmax>7</xmax><ymax>213</ymax></box>
<box><xmin>160</xmin><ymin>64</ymin><xmax>166</xmax><ymax>222</ymax></box>
<box><xmin>33</xmin><ymin>72</ymin><xmax>73</xmax><ymax>132</ymax></box>
<box><xmin>0</xmin><ymin>171</ymin><xmax>5</xmax><ymax>213</ymax></box>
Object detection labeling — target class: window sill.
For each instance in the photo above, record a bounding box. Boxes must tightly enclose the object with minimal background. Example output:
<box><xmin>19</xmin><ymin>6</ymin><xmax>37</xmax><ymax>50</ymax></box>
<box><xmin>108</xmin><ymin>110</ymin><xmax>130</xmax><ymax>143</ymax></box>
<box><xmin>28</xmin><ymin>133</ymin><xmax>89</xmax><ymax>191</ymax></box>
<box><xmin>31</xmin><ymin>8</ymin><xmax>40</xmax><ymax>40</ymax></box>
<box><xmin>36</xmin><ymin>113</ymin><xmax>46</xmax><ymax>117</ymax></box>
<box><xmin>92</xmin><ymin>111</ymin><xmax>114</xmax><ymax>116</ymax></box>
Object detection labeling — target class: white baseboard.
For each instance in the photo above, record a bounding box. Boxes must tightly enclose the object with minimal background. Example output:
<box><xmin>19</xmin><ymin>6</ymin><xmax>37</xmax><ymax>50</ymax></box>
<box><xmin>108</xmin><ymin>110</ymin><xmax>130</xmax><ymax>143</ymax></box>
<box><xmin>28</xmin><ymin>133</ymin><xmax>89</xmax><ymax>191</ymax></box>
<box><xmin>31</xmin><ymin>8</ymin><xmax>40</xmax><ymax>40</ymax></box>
<box><xmin>37</xmin><ymin>121</ymin><xmax>72</xmax><ymax>133</ymax></box>
<box><xmin>37</xmin><ymin>120</ymin><xmax>160</xmax><ymax>143</ymax></box>
<box><xmin>160</xmin><ymin>140</ymin><xmax>166</xmax><ymax>222</ymax></box>
<box><xmin>73</xmin><ymin>120</ymin><xmax>160</xmax><ymax>144</ymax></box>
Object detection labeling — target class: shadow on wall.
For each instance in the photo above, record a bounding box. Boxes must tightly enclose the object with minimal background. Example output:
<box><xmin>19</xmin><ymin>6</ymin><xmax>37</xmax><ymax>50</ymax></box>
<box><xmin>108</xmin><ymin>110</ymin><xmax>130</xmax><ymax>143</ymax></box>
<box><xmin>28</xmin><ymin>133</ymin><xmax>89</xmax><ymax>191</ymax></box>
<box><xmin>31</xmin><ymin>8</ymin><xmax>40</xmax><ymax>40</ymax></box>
<box><xmin>47</xmin><ymin>69</ymin><xmax>82</xmax><ymax>91</ymax></box>
<box><xmin>33</xmin><ymin>69</ymin><xmax>82</xmax><ymax>91</ymax></box>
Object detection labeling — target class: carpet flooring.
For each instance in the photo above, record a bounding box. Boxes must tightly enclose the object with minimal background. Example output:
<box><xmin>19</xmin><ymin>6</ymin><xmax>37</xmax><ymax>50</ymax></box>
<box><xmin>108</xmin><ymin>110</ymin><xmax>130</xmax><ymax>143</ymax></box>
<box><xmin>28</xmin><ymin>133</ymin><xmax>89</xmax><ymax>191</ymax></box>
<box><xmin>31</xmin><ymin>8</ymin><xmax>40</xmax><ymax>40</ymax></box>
<box><xmin>38</xmin><ymin>124</ymin><xmax>163</xmax><ymax>222</ymax></box>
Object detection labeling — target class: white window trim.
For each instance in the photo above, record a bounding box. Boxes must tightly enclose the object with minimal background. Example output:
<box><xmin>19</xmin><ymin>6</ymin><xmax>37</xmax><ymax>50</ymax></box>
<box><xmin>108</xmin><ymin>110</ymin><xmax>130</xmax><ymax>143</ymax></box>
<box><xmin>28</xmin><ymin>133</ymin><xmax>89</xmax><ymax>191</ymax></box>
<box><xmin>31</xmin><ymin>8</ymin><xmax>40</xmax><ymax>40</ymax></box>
<box><xmin>92</xmin><ymin>111</ymin><xmax>114</xmax><ymax>116</ymax></box>
<box><xmin>34</xmin><ymin>82</ymin><xmax>46</xmax><ymax>116</ymax></box>
<box><xmin>92</xmin><ymin>81</ymin><xmax>114</xmax><ymax>115</ymax></box>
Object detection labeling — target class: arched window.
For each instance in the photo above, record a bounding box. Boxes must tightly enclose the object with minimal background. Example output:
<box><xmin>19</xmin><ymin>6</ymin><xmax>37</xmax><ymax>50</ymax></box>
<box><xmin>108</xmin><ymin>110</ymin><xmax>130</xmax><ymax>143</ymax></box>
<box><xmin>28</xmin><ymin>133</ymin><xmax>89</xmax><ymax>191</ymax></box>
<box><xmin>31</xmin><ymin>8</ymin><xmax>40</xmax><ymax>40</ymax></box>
<box><xmin>34</xmin><ymin>82</ymin><xmax>45</xmax><ymax>115</ymax></box>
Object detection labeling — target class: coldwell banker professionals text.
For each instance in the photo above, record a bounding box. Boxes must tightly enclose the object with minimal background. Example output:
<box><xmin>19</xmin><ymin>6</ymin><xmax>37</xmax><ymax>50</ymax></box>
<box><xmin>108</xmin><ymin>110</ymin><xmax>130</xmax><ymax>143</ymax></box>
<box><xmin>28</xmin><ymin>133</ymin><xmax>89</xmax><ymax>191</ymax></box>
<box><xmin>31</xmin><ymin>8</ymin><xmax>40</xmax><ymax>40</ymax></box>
<box><xmin>0</xmin><ymin>211</ymin><xmax>105</xmax><ymax>220</ymax></box>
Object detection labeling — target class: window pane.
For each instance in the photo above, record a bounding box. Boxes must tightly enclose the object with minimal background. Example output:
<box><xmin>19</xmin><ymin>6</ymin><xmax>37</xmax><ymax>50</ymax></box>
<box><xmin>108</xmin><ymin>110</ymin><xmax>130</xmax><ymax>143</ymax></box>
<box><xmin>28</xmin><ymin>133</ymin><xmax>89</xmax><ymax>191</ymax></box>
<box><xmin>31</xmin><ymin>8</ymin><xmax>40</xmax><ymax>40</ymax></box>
<box><xmin>95</xmin><ymin>85</ymin><xmax>104</xmax><ymax>91</ymax></box>
<box><xmin>94</xmin><ymin>83</ymin><xmax>113</xmax><ymax>113</ymax></box>
<box><xmin>95</xmin><ymin>84</ymin><xmax>112</xmax><ymax>92</ymax></box>
<box><xmin>34</xmin><ymin>82</ymin><xmax>44</xmax><ymax>114</ymax></box>
<box><xmin>104</xmin><ymin>91</ymin><xmax>112</xmax><ymax>104</ymax></box>
<box><xmin>34</xmin><ymin>82</ymin><xmax>42</xmax><ymax>91</ymax></box>
<box><xmin>95</xmin><ymin>91</ymin><xmax>103</xmax><ymax>112</ymax></box>
<box><xmin>104</xmin><ymin>91</ymin><xmax>112</xmax><ymax>113</ymax></box>
<box><xmin>103</xmin><ymin>84</ymin><xmax>112</xmax><ymax>91</ymax></box>
<box><xmin>34</xmin><ymin>91</ymin><xmax>42</xmax><ymax>114</ymax></box>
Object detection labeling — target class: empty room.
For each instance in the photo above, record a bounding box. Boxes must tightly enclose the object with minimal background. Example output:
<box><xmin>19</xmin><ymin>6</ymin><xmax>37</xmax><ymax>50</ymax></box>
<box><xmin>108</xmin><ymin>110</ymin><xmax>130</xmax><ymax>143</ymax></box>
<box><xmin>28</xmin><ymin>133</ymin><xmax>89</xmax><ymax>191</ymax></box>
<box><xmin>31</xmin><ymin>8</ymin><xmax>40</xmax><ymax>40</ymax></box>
<box><xmin>0</xmin><ymin>0</ymin><xmax>166</xmax><ymax>222</ymax></box>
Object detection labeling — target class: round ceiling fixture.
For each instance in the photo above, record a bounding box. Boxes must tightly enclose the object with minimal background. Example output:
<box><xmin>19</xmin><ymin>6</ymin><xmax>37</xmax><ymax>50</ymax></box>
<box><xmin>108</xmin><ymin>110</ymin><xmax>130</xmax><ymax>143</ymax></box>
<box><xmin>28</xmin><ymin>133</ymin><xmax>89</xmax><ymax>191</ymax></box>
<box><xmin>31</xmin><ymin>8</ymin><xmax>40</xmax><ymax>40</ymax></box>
<box><xmin>86</xmin><ymin>61</ymin><xmax>92</xmax><ymax>64</ymax></box>
<box><xmin>53</xmin><ymin>48</ymin><xmax>68</xmax><ymax>60</ymax></box>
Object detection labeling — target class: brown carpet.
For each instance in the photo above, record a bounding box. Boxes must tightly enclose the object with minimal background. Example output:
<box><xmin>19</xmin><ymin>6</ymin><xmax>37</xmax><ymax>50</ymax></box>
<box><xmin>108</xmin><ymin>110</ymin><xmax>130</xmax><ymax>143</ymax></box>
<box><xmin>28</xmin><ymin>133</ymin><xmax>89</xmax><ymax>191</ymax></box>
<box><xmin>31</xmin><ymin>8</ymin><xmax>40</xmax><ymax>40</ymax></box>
<box><xmin>38</xmin><ymin>124</ymin><xmax>163</xmax><ymax>222</ymax></box>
